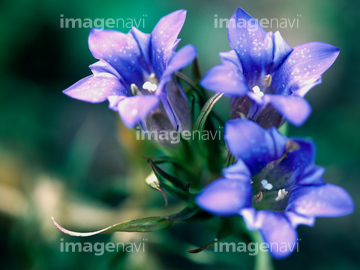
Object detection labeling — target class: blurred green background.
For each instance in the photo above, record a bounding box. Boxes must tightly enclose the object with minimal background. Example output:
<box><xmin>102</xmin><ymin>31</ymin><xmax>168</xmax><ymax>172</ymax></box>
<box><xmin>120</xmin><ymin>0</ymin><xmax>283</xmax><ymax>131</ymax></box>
<box><xmin>0</xmin><ymin>0</ymin><xmax>359</xmax><ymax>269</ymax></box>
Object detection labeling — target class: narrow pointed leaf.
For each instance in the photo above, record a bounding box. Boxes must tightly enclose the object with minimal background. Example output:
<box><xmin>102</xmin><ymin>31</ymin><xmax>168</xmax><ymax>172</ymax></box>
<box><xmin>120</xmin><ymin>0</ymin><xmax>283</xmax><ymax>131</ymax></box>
<box><xmin>52</xmin><ymin>216</ymin><xmax>172</xmax><ymax>237</ymax></box>
<box><xmin>188</xmin><ymin>242</ymin><xmax>215</xmax><ymax>253</ymax></box>
<box><xmin>149</xmin><ymin>159</ymin><xmax>191</xmax><ymax>201</ymax></box>
<box><xmin>187</xmin><ymin>218</ymin><xmax>233</xmax><ymax>253</ymax></box>
<box><xmin>167</xmin><ymin>207</ymin><xmax>199</xmax><ymax>221</ymax></box>
<box><xmin>193</xmin><ymin>92</ymin><xmax>223</xmax><ymax>133</ymax></box>
<box><xmin>175</xmin><ymin>71</ymin><xmax>203</xmax><ymax>98</ymax></box>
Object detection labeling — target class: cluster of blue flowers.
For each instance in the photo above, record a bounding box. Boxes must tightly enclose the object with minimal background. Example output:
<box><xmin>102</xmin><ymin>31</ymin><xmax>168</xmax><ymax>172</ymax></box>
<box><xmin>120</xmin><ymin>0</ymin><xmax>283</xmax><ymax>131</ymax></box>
<box><xmin>62</xmin><ymin>8</ymin><xmax>353</xmax><ymax>259</ymax></box>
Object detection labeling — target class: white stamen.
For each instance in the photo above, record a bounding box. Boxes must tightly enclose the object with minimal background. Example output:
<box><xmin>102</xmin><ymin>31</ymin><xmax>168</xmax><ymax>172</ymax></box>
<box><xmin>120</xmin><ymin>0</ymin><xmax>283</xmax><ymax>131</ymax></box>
<box><xmin>149</xmin><ymin>73</ymin><xmax>159</xmax><ymax>85</ymax></box>
<box><xmin>252</xmin><ymin>85</ymin><xmax>264</xmax><ymax>97</ymax></box>
<box><xmin>253</xmin><ymin>191</ymin><xmax>263</xmax><ymax>203</ymax></box>
<box><xmin>261</xmin><ymin>179</ymin><xmax>273</xmax><ymax>190</ymax></box>
<box><xmin>142</xmin><ymin>81</ymin><xmax>157</xmax><ymax>94</ymax></box>
<box><xmin>131</xmin><ymin>83</ymin><xmax>141</xmax><ymax>96</ymax></box>
<box><xmin>275</xmin><ymin>189</ymin><xmax>288</xmax><ymax>201</ymax></box>
<box><xmin>264</xmin><ymin>74</ymin><xmax>272</xmax><ymax>87</ymax></box>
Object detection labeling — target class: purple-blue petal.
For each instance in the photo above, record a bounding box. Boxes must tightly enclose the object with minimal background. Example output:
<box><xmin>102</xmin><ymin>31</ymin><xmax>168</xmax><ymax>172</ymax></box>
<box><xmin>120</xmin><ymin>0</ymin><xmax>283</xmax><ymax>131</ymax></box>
<box><xmin>88</xmin><ymin>29</ymin><xmax>143</xmax><ymax>86</ymax></box>
<box><xmin>262</xmin><ymin>139</ymin><xmax>323</xmax><ymax>194</ymax></box>
<box><xmin>151</xmin><ymin>45</ymin><xmax>196</xmax><ymax>130</ymax></box>
<box><xmin>196</xmin><ymin>178</ymin><xmax>252</xmax><ymax>216</ymax></box>
<box><xmin>219</xmin><ymin>50</ymin><xmax>243</xmax><ymax>72</ymax></box>
<box><xmin>267</xmin><ymin>126</ymin><xmax>289</xmax><ymax>159</ymax></box>
<box><xmin>200</xmin><ymin>63</ymin><xmax>249</xmax><ymax>95</ymax></box>
<box><xmin>285</xmin><ymin>139</ymin><xmax>316</xmax><ymax>174</ymax></box>
<box><xmin>263</xmin><ymin>94</ymin><xmax>312</xmax><ymax>126</ymax></box>
<box><xmin>157</xmin><ymin>91</ymin><xmax>177</xmax><ymax>128</ymax></box>
<box><xmin>63</xmin><ymin>60</ymin><xmax>128</xmax><ymax>103</ymax></box>
<box><xmin>117</xmin><ymin>95</ymin><xmax>159</xmax><ymax>128</ymax></box>
<box><xmin>228</xmin><ymin>7</ymin><xmax>274</xmax><ymax>85</ymax></box>
<box><xmin>287</xmin><ymin>184</ymin><xmax>354</xmax><ymax>217</ymax></box>
<box><xmin>162</xmin><ymin>80</ymin><xmax>191</xmax><ymax>131</ymax></box>
<box><xmin>223</xmin><ymin>159</ymin><xmax>252</xmax><ymax>180</ymax></box>
<box><xmin>265</xmin><ymin>138</ymin><xmax>318</xmax><ymax>190</ymax></box>
<box><xmin>151</xmin><ymin>9</ymin><xmax>186</xmax><ymax>79</ymax></box>
<box><xmin>270</xmin><ymin>31</ymin><xmax>293</xmax><ymax>73</ymax></box>
<box><xmin>240</xmin><ymin>209</ymin><xmax>298</xmax><ymax>259</ymax></box>
<box><xmin>129</xmin><ymin>27</ymin><xmax>152</xmax><ymax>74</ymax></box>
<box><xmin>296</xmin><ymin>164</ymin><xmax>325</xmax><ymax>186</ymax></box>
<box><xmin>272</xmin><ymin>42</ymin><xmax>340</xmax><ymax>96</ymax></box>
<box><xmin>225</xmin><ymin>119</ymin><xmax>287</xmax><ymax>175</ymax></box>
<box><xmin>89</xmin><ymin>59</ymin><xmax>121</xmax><ymax>79</ymax></box>
<box><xmin>159</xmin><ymin>44</ymin><xmax>197</xmax><ymax>92</ymax></box>
<box><xmin>284</xmin><ymin>211</ymin><xmax>315</xmax><ymax>228</ymax></box>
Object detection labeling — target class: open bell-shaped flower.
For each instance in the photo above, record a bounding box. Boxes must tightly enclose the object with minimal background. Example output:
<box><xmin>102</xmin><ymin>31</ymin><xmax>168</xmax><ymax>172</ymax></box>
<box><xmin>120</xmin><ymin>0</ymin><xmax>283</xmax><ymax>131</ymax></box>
<box><xmin>201</xmin><ymin>7</ymin><xmax>340</xmax><ymax>128</ymax></box>
<box><xmin>63</xmin><ymin>10</ymin><xmax>197</xmax><ymax>133</ymax></box>
<box><xmin>196</xmin><ymin>119</ymin><xmax>353</xmax><ymax>258</ymax></box>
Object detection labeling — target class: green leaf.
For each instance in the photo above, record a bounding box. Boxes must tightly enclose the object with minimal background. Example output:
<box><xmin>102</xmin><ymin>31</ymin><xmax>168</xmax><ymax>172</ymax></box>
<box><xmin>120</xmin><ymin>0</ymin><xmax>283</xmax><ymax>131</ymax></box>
<box><xmin>148</xmin><ymin>159</ymin><xmax>191</xmax><ymax>201</ymax></box>
<box><xmin>192</xmin><ymin>57</ymin><xmax>202</xmax><ymax>82</ymax></box>
<box><xmin>175</xmin><ymin>71</ymin><xmax>203</xmax><ymax>100</ymax></box>
<box><xmin>150</xmin><ymin>156</ymin><xmax>194</xmax><ymax>180</ymax></box>
<box><xmin>51</xmin><ymin>216</ymin><xmax>172</xmax><ymax>237</ymax></box>
<box><xmin>167</xmin><ymin>207</ymin><xmax>199</xmax><ymax>221</ymax></box>
<box><xmin>193</xmin><ymin>92</ymin><xmax>223</xmax><ymax>134</ymax></box>
<box><xmin>187</xmin><ymin>217</ymin><xmax>234</xmax><ymax>253</ymax></box>
<box><xmin>52</xmin><ymin>207</ymin><xmax>201</xmax><ymax>237</ymax></box>
<box><xmin>188</xmin><ymin>242</ymin><xmax>215</xmax><ymax>253</ymax></box>
<box><xmin>148</xmin><ymin>159</ymin><xmax>185</xmax><ymax>189</ymax></box>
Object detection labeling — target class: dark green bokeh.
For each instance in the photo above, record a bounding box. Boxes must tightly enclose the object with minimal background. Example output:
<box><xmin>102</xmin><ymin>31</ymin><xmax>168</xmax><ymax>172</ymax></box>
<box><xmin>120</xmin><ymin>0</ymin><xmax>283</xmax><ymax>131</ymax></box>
<box><xmin>0</xmin><ymin>0</ymin><xmax>359</xmax><ymax>269</ymax></box>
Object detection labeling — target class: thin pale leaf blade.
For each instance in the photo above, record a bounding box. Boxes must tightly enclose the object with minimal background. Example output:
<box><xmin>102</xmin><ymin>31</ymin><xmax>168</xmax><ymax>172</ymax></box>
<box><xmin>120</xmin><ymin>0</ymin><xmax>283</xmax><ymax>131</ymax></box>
<box><xmin>193</xmin><ymin>92</ymin><xmax>223</xmax><ymax>133</ymax></box>
<box><xmin>52</xmin><ymin>216</ymin><xmax>172</xmax><ymax>237</ymax></box>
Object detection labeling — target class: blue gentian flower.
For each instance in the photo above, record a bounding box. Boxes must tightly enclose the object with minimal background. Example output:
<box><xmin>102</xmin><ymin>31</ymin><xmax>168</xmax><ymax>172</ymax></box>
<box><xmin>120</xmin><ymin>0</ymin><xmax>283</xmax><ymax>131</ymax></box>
<box><xmin>201</xmin><ymin>7</ymin><xmax>340</xmax><ymax>128</ymax></box>
<box><xmin>64</xmin><ymin>10</ymin><xmax>197</xmax><ymax>131</ymax></box>
<box><xmin>196</xmin><ymin>119</ymin><xmax>353</xmax><ymax>258</ymax></box>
